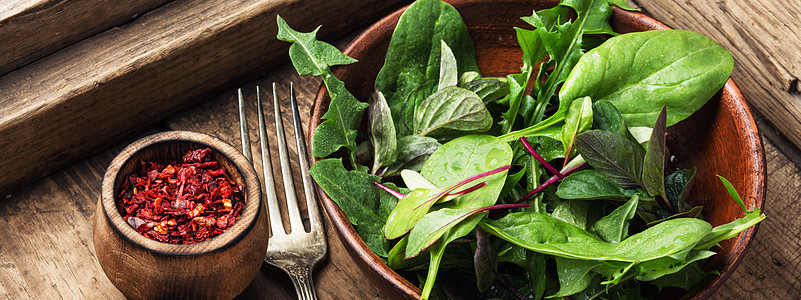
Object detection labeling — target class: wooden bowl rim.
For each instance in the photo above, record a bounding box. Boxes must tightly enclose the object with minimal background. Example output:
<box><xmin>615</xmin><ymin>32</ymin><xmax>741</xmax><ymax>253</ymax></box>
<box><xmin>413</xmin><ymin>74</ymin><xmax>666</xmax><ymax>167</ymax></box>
<box><xmin>309</xmin><ymin>1</ymin><xmax>766</xmax><ymax>298</ymax></box>
<box><xmin>100</xmin><ymin>130</ymin><xmax>262</xmax><ymax>256</ymax></box>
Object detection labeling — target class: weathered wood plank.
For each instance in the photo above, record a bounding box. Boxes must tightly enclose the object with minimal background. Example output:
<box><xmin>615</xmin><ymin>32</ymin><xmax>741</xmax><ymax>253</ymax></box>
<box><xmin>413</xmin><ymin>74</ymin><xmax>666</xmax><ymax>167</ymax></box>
<box><xmin>711</xmin><ymin>140</ymin><xmax>801</xmax><ymax>299</ymax></box>
<box><xmin>631</xmin><ymin>0</ymin><xmax>801</xmax><ymax>156</ymax></box>
<box><xmin>0</xmin><ymin>0</ymin><xmax>411</xmax><ymax>196</ymax></box>
<box><xmin>0</xmin><ymin>0</ymin><xmax>172</xmax><ymax>76</ymax></box>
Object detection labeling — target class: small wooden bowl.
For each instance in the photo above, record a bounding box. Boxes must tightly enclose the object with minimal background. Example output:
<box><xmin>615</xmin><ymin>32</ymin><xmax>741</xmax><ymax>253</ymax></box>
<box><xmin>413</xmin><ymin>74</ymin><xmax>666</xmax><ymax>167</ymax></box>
<box><xmin>93</xmin><ymin>131</ymin><xmax>268</xmax><ymax>300</ymax></box>
<box><xmin>309</xmin><ymin>0</ymin><xmax>766</xmax><ymax>299</ymax></box>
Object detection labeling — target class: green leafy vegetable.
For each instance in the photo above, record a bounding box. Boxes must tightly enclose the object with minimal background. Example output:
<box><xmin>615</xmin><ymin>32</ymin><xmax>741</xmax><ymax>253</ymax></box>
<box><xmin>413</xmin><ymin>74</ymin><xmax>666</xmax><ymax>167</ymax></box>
<box><xmin>368</xmin><ymin>90</ymin><xmax>398</xmax><ymax>174</ymax></box>
<box><xmin>591</xmin><ymin>194</ymin><xmax>639</xmax><ymax>243</ymax></box>
<box><xmin>414</xmin><ymin>87</ymin><xmax>493</xmax><ymax>137</ymax></box>
<box><xmin>642</xmin><ymin>106</ymin><xmax>668</xmax><ymax>198</ymax></box>
<box><xmin>576</xmin><ymin>130</ymin><xmax>645</xmax><ymax>188</ymax></box>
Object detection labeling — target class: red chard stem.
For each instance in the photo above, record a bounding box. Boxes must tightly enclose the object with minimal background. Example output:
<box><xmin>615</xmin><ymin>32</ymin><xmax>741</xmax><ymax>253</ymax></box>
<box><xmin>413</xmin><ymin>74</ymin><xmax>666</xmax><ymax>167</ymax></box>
<box><xmin>520</xmin><ymin>137</ymin><xmax>564</xmax><ymax>179</ymax></box>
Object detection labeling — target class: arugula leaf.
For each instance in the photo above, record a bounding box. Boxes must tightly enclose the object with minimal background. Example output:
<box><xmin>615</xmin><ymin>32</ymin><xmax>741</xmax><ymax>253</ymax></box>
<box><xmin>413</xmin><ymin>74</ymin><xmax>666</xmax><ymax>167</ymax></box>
<box><xmin>374</xmin><ymin>0</ymin><xmax>479</xmax><ymax>136</ymax></box>
<box><xmin>308</xmin><ymin>158</ymin><xmax>391</xmax><ymax>256</ymax></box>
<box><xmin>367</xmin><ymin>90</ymin><xmax>398</xmax><ymax>174</ymax></box>
<box><xmin>575</xmin><ymin>130</ymin><xmax>646</xmax><ymax>188</ymax></box>
<box><xmin>277</xmin><ymin>16</ymin><xmax>368</xmax><ymax>162</ymax></box>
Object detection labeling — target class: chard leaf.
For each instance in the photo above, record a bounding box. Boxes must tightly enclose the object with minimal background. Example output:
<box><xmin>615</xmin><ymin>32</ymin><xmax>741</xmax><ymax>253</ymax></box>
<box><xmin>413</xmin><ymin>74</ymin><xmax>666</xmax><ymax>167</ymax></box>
<box><xmin>559</xmin><ymin>30</ymin><xmax>734</xmax><ymax>127</ymax></box>
<box><xmin>560</xmin><ymin>96</ymin><xmax>594</xmax><ymax>158</ymax></box>
<box><xmin>438</xmin><ymin>41</ymin><xmax>459</xmax><ymax>90</ymax></box>
<box><xmin>481</xmin><ymin>212</ymin><xmax>711</xmax><ymax>262</ymax></box>
<box><xmin>421</xmin><ymin>135</ymin><xmax>513</xmax><ymax>195</ymax></box>
<box><xmin>277</xmin><ymin>16</ymin><xmax>367</xmax><ymax>161</ymax></box>
<box><xmin>556</xmin><ymin>169</ymin><xmax>641</xmax><ymax>200</ymax></box>
<box><xmin>547</xmin><ymin>257</ymin><xmax>601</xmax><ymax>298</ymax></box>
<box><xmin>375</xmin><ymin>0</ymin><xmax>479</xmax><ymax>136</ymax></box>
<box><xmin>383</xmin><ymin>187</ymin><xmax>440</xmax><ymax>240</ymax></box>
<box><xmin>592</xmin><ymin>194</ymin><xmax>639</xmax><ymax>243</ymax></box>
<box><xmin>385</xmin><ymin>135</ymin><xmax>441</xmax><ymax>175</ymax></box>
<box><xmin>575</xmin><ymin>130</ymin><xmax>646</xmax><ymax>188</ymax></box>
<box><xmin>642</xmin><ymin>106</ymin><xmax>668</xmax><ymax>198</ymax></box>
<box><xmin>368</xmin><ymin>90</ymin><xmax>397</xmax><ymax>173</ymax></box>
<box><xmin>309</xmin><ymin>159</ymin><xmax>390</xmax><ymax>256</ymax></box>
<box><xmin>665</xmin><ymin>168</ymin><xmax>696</xmax><ymax>212</ymax></box>
<box><xmin>414</xmin><ymin>87</ymin><xmax>493</xmax><ymax>137</ymax></box>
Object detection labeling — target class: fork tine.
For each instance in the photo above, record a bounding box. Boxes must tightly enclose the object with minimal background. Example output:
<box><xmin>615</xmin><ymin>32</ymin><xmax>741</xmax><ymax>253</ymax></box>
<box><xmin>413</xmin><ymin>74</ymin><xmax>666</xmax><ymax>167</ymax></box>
<box><xmin>273</xmin><ymin>82</ymin><xmax>306</xmax><ymax>233</ymax></box>
<box><xmin>289</xmin><ymin>83</ymin><xmax>323</xmax><ymax>231</ymax></box>
<box><xmin>256</xmin><ymin>86</ymin><xmax>284</xmax><ymax>235</ymax></box>
<box><xmin>237</xmin><ymin>88</ymin><xmax>252</xmax><ymax>161</ymax></box>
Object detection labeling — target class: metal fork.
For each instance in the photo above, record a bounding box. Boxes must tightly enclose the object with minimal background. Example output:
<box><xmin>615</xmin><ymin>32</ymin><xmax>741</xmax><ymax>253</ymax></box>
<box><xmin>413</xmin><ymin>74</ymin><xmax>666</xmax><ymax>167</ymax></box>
<box><xmin>238</xmin><ymin>83</ymin><xmax>327</xmax><ymax>300</ymax></box>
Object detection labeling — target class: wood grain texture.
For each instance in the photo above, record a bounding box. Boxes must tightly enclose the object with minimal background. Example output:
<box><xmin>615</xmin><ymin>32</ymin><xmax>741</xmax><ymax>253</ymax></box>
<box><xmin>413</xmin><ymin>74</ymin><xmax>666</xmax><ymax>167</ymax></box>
<box><xmin>630</xmin><ymin>0</ymin><xmax>801</xmax><ymax>157</ymax></box>
<box><xmin>0</xmin><ymin>0</ymin><xmax>411</xmax><ymax>196</ymax></box>
<box><xmin>0</xmin><ymin>0</ymin><xmax>171</xmax><ymax>76</ymax></box>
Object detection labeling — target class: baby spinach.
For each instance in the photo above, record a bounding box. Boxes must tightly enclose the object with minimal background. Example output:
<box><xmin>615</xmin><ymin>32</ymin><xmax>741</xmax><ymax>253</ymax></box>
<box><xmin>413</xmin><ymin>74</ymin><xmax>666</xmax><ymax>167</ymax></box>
<box><xmin>384</xmin><ymin>136</ymin><xmax>441</xmax><ymax>175</ymax></box>
<box><xmin>374</xmin><ymin>0</ymin><xmax>479</xmax><ymax>136</ymax></box>
<box><xmin>559</xmin><ymin>30</ymin><xmax>734</xmax><ymax>127</ymax></box>
<box><xmin>367</xmin><ymin>90</ymin><xmax>398</xmax><ymax>174</ymax></box>
<box><xmin>414</xmin><ymin>86</ymin><xmax>493</xmax><ymax>137</ymax></box>
<box><xmin>591</xmin><ymin>194</ymin><xmax>639</xmax><ymax>243</ymax></box>
<box><xmin>560</xmin><ymin>96</ymin><xmax>594</xmax><ymax>159</ymax></box>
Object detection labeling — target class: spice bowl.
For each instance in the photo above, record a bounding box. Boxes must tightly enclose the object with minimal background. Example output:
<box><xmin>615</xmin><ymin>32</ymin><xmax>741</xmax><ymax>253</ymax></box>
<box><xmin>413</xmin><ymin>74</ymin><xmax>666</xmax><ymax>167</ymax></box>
<box><xmin>93</xmin><ymin>131</ymin><xmax>267</xmax><ymax>300</ymax></box>
<box><xmin>310</xmin><ymin>0</ymin><xmax>765</xmax><ymax>299</ymax></box>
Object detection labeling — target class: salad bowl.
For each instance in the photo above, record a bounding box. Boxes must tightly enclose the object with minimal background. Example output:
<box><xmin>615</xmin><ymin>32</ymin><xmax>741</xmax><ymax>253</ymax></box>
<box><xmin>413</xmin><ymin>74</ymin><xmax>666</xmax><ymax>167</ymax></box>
<box><xmin>308</xmin><ymin>0</ymin><xmax>766</xmax><ymax>298</ymax></box>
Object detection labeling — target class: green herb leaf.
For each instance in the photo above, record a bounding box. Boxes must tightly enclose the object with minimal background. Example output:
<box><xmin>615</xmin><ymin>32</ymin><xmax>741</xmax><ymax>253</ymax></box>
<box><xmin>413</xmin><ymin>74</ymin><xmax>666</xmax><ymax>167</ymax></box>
<box><xmin>309</xmin><ymin>159</ymin><xmax>390</xmax><ymax>256</ymax></box>
<box><xmin>642</xmin><ymin>106</ymin><xmax>668</xmax><ymax>198</ymax></box>
<box><xmin>385</xmin><ymin>136</ymin><xmax>442</xmax><ymax>175</ymax></box>
<box><xmin>557</xmin><ymin>169</ymin><xmax>641</xmax><ymax>200</ymax></box>
<box><xmin>575</xmin><ymin>130</ymin><xmax>646</xmax><ymax>188</ymax></box>
<box><xmin>414</xmin><ymin>87</ymin><xmax>493</xmax><ymax>137</ymax></box>
<box><xmin>481</xmin><ymin>212</ymin><xmax>711</xmax><ymax>262</ymax></box>
<box><xmin>560</xmin><ymin>96</ymin><xmax>594</xmax><ymax>159</ymax></box>
<box><xmin>374</xmin><ymin>0</ymin><xmax>479</xmax><ymax>136</ymax></box>
<box><xmin>559</xmin><ymin>29</ymin><xmax>734</xmax><ymax>127</ymax></box>
<box><xmin>592</xmin><ymin>194</ymin><xmax>639</xmax><ymax>243</ymax></box>
<box><xmin>368</xmin><ymin>90</ymin><xmax>398</xmax><ymax>173</ymax></box>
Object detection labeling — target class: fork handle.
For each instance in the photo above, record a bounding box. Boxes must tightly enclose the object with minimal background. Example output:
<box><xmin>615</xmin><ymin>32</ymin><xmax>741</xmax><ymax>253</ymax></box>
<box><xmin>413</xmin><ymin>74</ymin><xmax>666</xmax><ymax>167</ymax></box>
<box><xmin>287</xmin><ymin>265</ymin><xmax>318</xmax><ymax>300</ymax></box>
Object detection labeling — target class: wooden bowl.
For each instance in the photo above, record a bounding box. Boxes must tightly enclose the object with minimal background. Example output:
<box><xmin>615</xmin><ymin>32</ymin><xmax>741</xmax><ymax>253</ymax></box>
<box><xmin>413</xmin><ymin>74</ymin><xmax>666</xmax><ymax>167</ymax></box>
<box><xmin>309</xmin><ymin>0</ymin><xmax>766</xmax><ymax>299</ymax></box>
<box><xmin>93</xmin><ymin>131</ymin><xmax>268</xmax><ymax>299</ymax></box>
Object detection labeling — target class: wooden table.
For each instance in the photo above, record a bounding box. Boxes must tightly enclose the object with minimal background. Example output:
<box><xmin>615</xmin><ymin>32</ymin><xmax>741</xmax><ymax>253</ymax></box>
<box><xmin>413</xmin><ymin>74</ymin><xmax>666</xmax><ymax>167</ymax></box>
<box><xmin>1</xmin><ymin>0</ymin><xmax>800</xmax><ymax>299</ymax></box>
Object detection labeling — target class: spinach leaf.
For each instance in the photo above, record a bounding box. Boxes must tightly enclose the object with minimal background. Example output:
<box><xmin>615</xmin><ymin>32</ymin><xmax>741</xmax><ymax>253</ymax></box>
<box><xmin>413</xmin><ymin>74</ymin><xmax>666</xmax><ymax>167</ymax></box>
<box><xmin>406</xmin><ymin>207</ymin><xmax>489</xmax><ymax>257</ymax></box>
<box><xmin>559</xmin><ymin>30</ymin><xmax>734</xmax><ymax>127</ymax></box>
<box><xmin>651</xmin><ymin>261</ymin><xmax>715</xmax><ymax>291</ymax></box>
<box><xmin>642</xmin><ymin>106</ymin><xmax>668</xmax><ymax>198</ymax></box>
<box><xmin>385</xmin><ymin>135</ymin><xmax>441</xmax><ymax>175</ymax></box>
<box><xmin>421</xmin><ymin>135</ymin><xmax>513</xmax><ymax>193</ymax></box>
<box><xmin>556</xmin><ymin>169</ymin><xmax>640</xmax><ymax>200</ymax></box>
<box><xmin>575</xmin><ymin>130</ymin><xmax>645</xmax><ymax>188</ymax></box>
<box><xmin>383</xmin><ymin>187</ymin><xmax>441</xmax><ymax>240</ymax></box>
<box><xmin>375</xmin><ymin>0</ymin><xmax>479</xmax><ymax>136</ymax></box>
<box><xmin>438</xmin><ymin>41</ymin><xmax>459</xmax><ymax>90</ymax></box>
<box><xmin>309</xmin><ymin>159</ymin><xmax>390</xmax><ymax>256</ymax></box>
<box><xmin>277</xmin><ymin>16</ymin><xmax>368</xmax><ymax>163</ymax></box>
<box><xmin>414</xmin><ymin>87</ymin><xmax>493</xmax><ymax>137</ymax></box>
<box><xmin>636</xmin><ymin>250</ymin><xmax>716</xmax><ymax>281</ymax></box>
<box><xmin>560</xmin><ymin>96</ymin><xmax>594</xmax><ymax>159</ymax></box>
<box><xmin>461</xmin><ymin>77</ymin><xmax>508</xmax><ymax>103</ymax></box>
<box><xmin>591</xmin><ymin>194</ymin><xmax>639</xmax><ymax>243</ymax></box>
<box><xmin>592</xmin><ymin>100</ymin><xmax>637</xmax><ymax>143</ymax></box>
<box><xmin>547</xmin><ymin>257</ymin><xmax>601</xmax><ymax>298</ymax></box>
<box><xmin>481</xmin><ymin>212</ymin><xmax>711</xmax><ymax>262</ymax></box>
<box><xmin>368</xmin><ymin>90</ymin><xmax>398</xmax><ymax>174</ymax></box>
<box><xmin>552</xmin><ymin>200</ymin><xmax>590</xmax><ymax>230</ymax></box>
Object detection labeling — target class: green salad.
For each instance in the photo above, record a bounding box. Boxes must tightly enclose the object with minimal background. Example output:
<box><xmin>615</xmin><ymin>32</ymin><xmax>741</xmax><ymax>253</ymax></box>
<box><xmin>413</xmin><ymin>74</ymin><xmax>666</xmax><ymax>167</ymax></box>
<box><xmin>277</xmin><ymin>0</ymin><xmax>765</xmax><ymax>298</ymax></box>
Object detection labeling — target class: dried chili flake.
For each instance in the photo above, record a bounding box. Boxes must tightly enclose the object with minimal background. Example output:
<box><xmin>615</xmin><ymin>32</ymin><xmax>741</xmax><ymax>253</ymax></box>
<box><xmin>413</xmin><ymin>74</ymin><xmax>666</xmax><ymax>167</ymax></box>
<box><xmin>116</xmin><ymin>148</ymin><xmax>245</xmax><ymax>244</ymax></box>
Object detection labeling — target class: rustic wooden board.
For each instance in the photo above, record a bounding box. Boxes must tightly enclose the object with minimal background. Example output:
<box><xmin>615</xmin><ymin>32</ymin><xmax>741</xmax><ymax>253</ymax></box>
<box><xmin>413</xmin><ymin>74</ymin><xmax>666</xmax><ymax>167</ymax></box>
<box><xmin>0</xmin><ymin>0</ymin><xmax>171</xmax><ymax>76</ymax></box>
<box><xmin>630</xmin><ymin>0</ymin><xmax>801</xmax><ymax>153</ymax></box>
<box><xmin>0</xmin><ymin>0</ymin><xmax>411</xmax><ymax>196</ymax></box>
